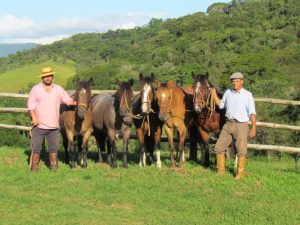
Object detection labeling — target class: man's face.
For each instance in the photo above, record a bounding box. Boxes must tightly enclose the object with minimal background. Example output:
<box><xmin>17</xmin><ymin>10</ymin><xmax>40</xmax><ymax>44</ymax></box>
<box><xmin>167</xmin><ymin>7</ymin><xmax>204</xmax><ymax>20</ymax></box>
<box><xmin>231</xmin><ymin>79</ymin><xmax>243</xmax><ymax>91</ymax></box>
<box><xmin>42</xmin><ymin>75</ymin><xmax>53</xmax><ymax>86</ymax></box>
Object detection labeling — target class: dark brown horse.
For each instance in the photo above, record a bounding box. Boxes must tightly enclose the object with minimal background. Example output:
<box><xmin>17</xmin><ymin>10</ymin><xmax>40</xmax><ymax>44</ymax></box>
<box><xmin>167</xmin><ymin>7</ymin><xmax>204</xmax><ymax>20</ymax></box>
<box><xmin>132</xmin><ymin>73</ymin><xmax>163</xmax><ymax>167</ymax></box>
<box><xmin>191</xmin><ymin>72</ymin><xmax>225</xmax><ymax>166</ymax></box>
<box><xmin>91</xmin><ymin>79</ymin><xmax>134</xmax><ymax>168</ymax></box>
<box><xmin>60</xmin><ymin>78</ymin><xmax>94</xmax><ymax>168</ymax></box>
<box><xmin>155</xmin><ymin>81</ymin><xmax>190</xmax><ymax>167</ymax></box>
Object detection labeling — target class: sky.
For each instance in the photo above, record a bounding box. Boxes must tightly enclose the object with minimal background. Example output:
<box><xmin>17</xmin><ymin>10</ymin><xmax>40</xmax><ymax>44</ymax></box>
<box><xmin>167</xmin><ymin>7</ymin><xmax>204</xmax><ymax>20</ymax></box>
<box><xmin>0</xmin><ymin>0</ymin><xmax>230</xmax><ymax>44</ymax></box>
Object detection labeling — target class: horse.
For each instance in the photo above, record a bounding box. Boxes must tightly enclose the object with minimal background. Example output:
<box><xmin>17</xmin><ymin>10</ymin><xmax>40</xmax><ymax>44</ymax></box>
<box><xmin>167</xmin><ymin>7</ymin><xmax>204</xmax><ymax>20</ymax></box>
<box><xmin>60</xmin><ymin>78</ymin><xmax>94</xmax><ymax>168</ymax></box>
<box><xmin>91</xmin><ymin>79</ymin><xmax>134</xmax><ymax>168</ymax></box>
<box><xmin>155</xmin><ymin>80</ymin><xmax>192</xmax><ymax>167</ymax></box>
<box><xmin>132</xmin><ymin>73</ymin><xmax>163</xmax><ymax>167</ymax></box>
<box><xmin>191</xmin><ymin>72</ymin><xmax>226</xmax><ymax>166</ymax></box>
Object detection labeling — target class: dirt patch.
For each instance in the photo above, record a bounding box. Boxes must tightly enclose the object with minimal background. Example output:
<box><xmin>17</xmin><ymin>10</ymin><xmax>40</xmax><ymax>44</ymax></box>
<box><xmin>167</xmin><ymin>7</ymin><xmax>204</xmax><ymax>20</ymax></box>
<box><xmin>3</xmin><ymin>152</ymin><xmax>19</xmax><ymax>165</ymax></box>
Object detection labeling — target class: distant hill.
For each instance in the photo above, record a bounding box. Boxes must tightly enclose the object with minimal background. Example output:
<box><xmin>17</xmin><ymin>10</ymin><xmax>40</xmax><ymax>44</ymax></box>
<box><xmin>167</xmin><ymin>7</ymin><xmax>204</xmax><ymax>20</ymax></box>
<box><xmin>0</xmin><ymin>0</ymin><xmax>299</xmax><ymax>98</ymax></box>
<box><xmin>0</xmin><ymin>43</ymin><xmax>37</xmax><ymax>58</ymax></box>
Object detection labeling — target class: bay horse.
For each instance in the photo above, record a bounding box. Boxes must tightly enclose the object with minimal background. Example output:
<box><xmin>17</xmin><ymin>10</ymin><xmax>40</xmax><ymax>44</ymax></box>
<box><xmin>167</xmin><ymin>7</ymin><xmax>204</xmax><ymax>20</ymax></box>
<box><xmin>132</xmin><ymin>73</ymin><xmax>163</xmax><ymax>167</ymax></box>
<box><xmin>191</xmin><ymin>72</ymin><xmax>225</xmax><ymax>166</ymax></box>
<box><xmin>60</xmin><ymin>78</ymin><xmax>94</xmax><ymax>168</ymax></box>
<box><xmin>91</xmin><ymin>79</ymin><xmax>134</xmax><ymax>168</ymax></box>
<box><xmin>155</xmin><ymin>81</ymin><xmax>191</xmax><ymax>167</ymax></box>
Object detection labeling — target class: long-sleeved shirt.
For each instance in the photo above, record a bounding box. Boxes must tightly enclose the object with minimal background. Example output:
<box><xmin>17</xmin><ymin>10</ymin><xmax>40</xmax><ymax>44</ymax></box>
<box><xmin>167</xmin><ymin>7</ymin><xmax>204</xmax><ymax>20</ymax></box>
<box><xmin>27</xmin><ymin>83</ymin><xmax>71</xmax><ymax>129</ymax></box>
<box><xmin>219</xmin><ymin>88</ymin><xmax>256</xmax><ymax>122</ymax></box>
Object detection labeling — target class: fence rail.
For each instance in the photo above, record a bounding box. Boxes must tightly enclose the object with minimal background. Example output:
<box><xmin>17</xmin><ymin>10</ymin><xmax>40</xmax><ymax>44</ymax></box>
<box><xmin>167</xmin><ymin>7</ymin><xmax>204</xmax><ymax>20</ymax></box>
<box><xmin>0</xmin><ymin>92</ymin><xmax>299</xmax><ymax>155</ymax></box>
<box><xmin>1</xmin><ymin>92</ymin><xmax>300</xmax><ymax>105</ymax></box>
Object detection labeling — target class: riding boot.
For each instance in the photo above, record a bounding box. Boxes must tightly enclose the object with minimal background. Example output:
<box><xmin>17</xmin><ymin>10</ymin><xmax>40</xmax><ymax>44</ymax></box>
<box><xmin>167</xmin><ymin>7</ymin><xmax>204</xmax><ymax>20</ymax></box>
<box><xmin>30</xmin><ymin>152</ymin><xmax>40</xmax><ymax>172</ymax></box>
<box><xmin>49</xmin><ymin>152</ymin><xmax>58</xmax><ymax>172</ymax></box>
<box><xmin>235</xmin><ymin>156</ymin><xmax>247</xmax><ymax>179</ymax></box>
<box><xmin>216</xmin><ymin>154</ymin><xmax>226</xmax><ymax>175</ymax></box>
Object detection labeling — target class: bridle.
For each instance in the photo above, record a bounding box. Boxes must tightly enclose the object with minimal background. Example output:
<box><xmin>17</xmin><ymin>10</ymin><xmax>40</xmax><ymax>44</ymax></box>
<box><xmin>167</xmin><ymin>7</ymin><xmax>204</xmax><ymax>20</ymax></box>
<box><xmin>119</xmin><ymin>89</ymin><xmax>132</xmax><ymax>114</ymax></box>
<box><xmin>193</xmin><ymin>80</ymin><xmax>215</xmax><ymax>116</ymax></box>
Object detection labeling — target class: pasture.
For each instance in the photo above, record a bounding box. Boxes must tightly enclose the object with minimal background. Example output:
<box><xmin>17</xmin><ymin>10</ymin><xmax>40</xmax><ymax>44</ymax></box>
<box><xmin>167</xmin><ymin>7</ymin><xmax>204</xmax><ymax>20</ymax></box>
<box><xmin>0</xmin><ymin>146</ymin><xmax>299</xmax><ymax>225</ymax></box>
<box><xmin>0</xmin><ymin>60</ymin><xmax>75</xmax><ymax>93</ymax></box>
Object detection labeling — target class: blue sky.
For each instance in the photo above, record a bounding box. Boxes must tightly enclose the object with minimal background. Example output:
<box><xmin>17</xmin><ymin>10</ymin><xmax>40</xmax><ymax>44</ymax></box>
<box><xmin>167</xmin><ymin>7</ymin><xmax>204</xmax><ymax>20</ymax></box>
<box><xmin>0</xmin><ymin>0</ymin><xmax>230</xmax><ymax>44</ymax></box>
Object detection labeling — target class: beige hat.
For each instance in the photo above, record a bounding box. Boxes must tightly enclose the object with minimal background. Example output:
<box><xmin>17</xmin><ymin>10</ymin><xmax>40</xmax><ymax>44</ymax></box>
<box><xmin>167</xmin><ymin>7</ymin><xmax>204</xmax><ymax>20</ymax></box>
<box><xmin>230</xmin><ymin>72</ymin><xmax>244</xmax><ymax>80</ymax></box>
<box><xmin>40</xmin><ymin>67</ymin><xmax>55</xmax><ymax>78</ymax></box>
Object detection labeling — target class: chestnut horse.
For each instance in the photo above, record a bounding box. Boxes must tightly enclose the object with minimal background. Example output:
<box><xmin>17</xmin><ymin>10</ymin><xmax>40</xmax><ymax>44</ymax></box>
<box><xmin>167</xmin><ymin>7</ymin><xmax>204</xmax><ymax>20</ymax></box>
<box><xmin>132</xmin><ymin>73</ymin><xmax>163</xmax><ymax>167</ymax></box>
<box><xmin>191</xmin><ymin>72</ymin><xmax>225</xmax><ymax>166</ymax></box>
<box><xmin>156</xmin><ymin>81</ymin><xmax>192</xmax><ymax>167</ymax></box>
<box><xmin>91</xmin><ymin>79</ymin><xmax>134</xmax><ymax>168</ymax></box>
<box><xmin>60</xmin><ymin>78</ymin><xmax>94</xmax><ymax>168</ymax></box>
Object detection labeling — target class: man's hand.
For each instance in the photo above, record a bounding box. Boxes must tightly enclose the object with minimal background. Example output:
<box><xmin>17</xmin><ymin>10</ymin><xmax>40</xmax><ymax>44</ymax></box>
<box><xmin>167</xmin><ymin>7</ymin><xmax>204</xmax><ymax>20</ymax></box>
<box><xmin>249</xmin><ymin>127</ymin><xmax>256</xmax><ymax>137</ymax></box>
<box><xmin>209</xmin><ymin>87</ymin><xmax>220</xmax><ymax>106</ymax></box>
<box><xmin>31</xmin><ymin>118</ymin><xmax>39</xmax><ymax>126</ymax></box>
<box><xmin>68</xmin><ymin>99</ymin><xmax>77</xmax><ymax>106</ymax></box>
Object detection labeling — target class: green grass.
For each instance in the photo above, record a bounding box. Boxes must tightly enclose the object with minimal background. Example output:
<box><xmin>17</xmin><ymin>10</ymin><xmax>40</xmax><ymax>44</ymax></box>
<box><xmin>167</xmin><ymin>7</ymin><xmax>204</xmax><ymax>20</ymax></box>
<box><xmin>0</xmin><ymin>146</ymin><xmax>299</xmax><ymax>225</ymax></box>
<box><xmin>0</xmin><ymin>61</ymin><xmax>76</xmax><ymax>93</ymax></box>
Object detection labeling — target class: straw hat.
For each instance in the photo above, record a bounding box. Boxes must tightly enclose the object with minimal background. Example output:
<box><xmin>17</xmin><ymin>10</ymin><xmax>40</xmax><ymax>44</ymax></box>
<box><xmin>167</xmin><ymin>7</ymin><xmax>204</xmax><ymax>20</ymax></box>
<box><xmin>40</xmin><ymin>67</ymin><xmax>55</xmax><ymax>78</ymax></box>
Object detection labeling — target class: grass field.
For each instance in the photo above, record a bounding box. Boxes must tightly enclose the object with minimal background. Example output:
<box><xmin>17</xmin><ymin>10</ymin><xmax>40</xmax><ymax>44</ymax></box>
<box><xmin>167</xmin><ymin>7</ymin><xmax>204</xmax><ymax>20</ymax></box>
<box><xmin>0</xmin><ymin>146</ymin><xmax>299</xmax><ymax>225</ymax></box>
<box><xmin>0</xmin><ymin>61</ymin><xmax>76</xmax><ymax>93</ymax></box>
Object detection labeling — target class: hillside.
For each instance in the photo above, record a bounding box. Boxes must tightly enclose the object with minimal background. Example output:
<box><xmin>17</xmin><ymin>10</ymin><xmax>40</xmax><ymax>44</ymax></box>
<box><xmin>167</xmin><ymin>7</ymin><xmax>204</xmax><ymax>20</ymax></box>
<box><xmin>0</xmin><ymin>43</ymin><xmax>37</xmax><ymax>58</ymax></box>
<box><xmin>0</xmin><ymin>60</ymin><xmax>76</xmax><ymax>93</ymax></box>
<box><xmin>0</xmin><ymin>0</ymin><xmax>299</xmax><ymax>98</ymax></box>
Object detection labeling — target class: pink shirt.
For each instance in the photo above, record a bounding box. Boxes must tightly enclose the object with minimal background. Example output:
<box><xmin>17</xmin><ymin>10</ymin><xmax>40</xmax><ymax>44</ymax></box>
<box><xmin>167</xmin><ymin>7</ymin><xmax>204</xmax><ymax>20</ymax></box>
<box><xmin>27</xmin><ymin>83</ymin><xmax>71</xmax><ymax>129</ymax></box>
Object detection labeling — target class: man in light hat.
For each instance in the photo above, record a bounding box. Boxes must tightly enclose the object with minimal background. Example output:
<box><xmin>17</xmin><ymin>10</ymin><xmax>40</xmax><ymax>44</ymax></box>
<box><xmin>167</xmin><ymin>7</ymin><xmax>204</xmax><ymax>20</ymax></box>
<box><xmin>210</xmin><ymin>72</ymin><xmax>256</xmax><ymax>179</ymax></box>
<box><xmin>27</xmin><ymin>67</ymin><xmax>76</xmax><ymax>172</ymax></box>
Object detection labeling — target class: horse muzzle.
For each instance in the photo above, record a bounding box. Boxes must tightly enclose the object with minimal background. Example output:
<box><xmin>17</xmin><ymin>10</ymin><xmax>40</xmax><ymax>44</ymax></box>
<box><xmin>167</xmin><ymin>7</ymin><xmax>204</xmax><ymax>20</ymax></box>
<box><xmin>119</xmin><ymin>108</ymin><xmax>130</xmax><ymax>117</ymax></box>
<box><xmin>158</xmin><ymin>112</ymin><xmax>170</xmax><ymax>121</ymax></box>
<box><xmin>77</xmin><ymin>109</ymin><xmax>87</xmax><ymax>119</ymax></box>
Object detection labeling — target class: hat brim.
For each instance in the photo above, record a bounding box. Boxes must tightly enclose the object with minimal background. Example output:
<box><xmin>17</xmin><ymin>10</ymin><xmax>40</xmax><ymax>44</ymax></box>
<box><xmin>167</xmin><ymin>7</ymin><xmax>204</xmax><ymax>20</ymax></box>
<box><xmin>40</xmin><ymin>72</ymin><xmax>55</xmax><ymax>78</ymax></box>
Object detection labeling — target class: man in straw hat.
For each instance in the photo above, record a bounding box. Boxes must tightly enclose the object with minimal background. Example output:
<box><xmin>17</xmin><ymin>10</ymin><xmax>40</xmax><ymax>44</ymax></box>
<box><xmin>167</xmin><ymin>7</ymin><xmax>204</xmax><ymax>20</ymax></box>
<box><xmin>210</xmin><ymin>72</ymin><xmax>256</xmax><ymax>179</ymax></box>
<box><xmin>27</xmin><ymin>67</ymin><xmax>76</xmax><ymax>172</ymax></box>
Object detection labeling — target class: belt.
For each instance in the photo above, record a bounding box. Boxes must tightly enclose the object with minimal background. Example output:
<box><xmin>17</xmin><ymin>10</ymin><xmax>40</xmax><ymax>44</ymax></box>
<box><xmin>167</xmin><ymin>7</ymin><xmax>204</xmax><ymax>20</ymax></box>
<box><xmin>226</xmin><ymin>119</ymin><xmax>238</xmax><ymax>123</ymax></box>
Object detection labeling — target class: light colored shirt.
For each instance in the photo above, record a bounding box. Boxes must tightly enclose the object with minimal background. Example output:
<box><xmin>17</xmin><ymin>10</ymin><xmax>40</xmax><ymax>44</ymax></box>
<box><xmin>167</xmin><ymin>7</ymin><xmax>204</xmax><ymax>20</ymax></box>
<box><xmin>27</xmin><ymin>83</ymin><xmax>71</xmax><ymax>129</ymax></box>
<box><xmin>220</xmin><ymin>88</ymin><xmax>256</xmax><ymax>122</ymax></box>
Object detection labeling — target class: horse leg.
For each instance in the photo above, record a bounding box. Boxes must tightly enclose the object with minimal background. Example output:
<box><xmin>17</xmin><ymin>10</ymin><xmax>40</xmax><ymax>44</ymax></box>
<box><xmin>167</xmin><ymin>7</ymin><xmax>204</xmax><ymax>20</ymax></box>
<box><xmin>137</xmin><ymin>129</ymin><xmax>146</xmax><ymax>167</ymax></box>
<box><xmin>108</xmin><ymin>129</ymin><xmax>117</xmax><ymax>168</ymax></box>
<box><xmin>61</xmin><ymin>129</ymin><xmax>69</xmax><ymax>164</ymax></box>
<box><xmin>122</xmin><ymin>127</ymin><xmax>131</xmax><ymax>168</ymax></box>
<box><xmin>178</xmin><ymin>124</ymin><xmax>187</xmax><ymax>167</ymax></box>
<box><xmin>66</xmin><ymin>131</ymin><xmax>76</xmax><ymax>169</ymax></box>
<box><xmin>165</xmin><ymin>125</ymin><xmax>175</xmax><ymax>167</ymax></box>
<box><xmin>189</xmin><ymin>125</ymin><xmax>198</xmax><ymax>162</ymax></box>
<box><xmin>198</xmin><ymin>127</ymin><xmax>210</xmax><ymax>167</ymax></box>
<box><xmin>154</xmin><ymin>127</ymin><xmax>162</xmax><ymax>168</ymax></box>
<box><xmin>93</xmin><ymin>129</ymin><xmax>104</xmax><ymax>163</ymax></box>
<box><xmin>80</xmin><ymin>128</ymin><xmax>93</xmax><ymax>168</ymax></box>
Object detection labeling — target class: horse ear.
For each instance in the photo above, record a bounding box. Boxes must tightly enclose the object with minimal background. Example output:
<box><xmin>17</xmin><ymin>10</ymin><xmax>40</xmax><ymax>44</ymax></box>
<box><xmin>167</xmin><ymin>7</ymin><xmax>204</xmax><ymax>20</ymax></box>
<box><xmin>88</xmin><ymin>77</ymin><xmax>94</xmax><ymax>86</ymax></box>
<box><xmin>150</xmin><ymin>72</ymin><xmax>155</xmax><ymax>80</ymax></box>
<box><xmin>154</xmin><ymin>80</ymin><xmax>160</xmax><ymax>90</ymax></box>
<box><xmin>129</xmin><ymin>79</ymin><xmax>134</xmax><ymax>87</ymax></box>
<box><xmin>205</xmin><ymin>71</ymin><xmax>209</xmax><ymax>79</ymax></box>
<box><xmin>192</xmin><ymin>71</ymin><xmax>195</xmax><ymax>79</ymax></box>
<box><xmin>167</xmin><ymin>80</ymin><xmax>175</xmax><ymax>88</ymax></box>
<box><xmin>139</xmin><ymin>73</ymin><xmax>144</xmax><ymax>81</ymax></box>
<box><xmin>74</xmin><ymin>77</ymin><xmax>80</xmax><ymax>85</ymax></box>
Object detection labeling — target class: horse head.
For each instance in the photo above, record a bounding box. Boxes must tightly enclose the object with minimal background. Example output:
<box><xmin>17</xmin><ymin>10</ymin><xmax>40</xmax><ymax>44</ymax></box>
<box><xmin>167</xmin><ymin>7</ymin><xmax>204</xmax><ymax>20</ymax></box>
<box><xmin>192</xmin><ymin>72</ymin><xmax>212</xmax><ymax>113</ymax></box>
<box><xmin>116</xmin><ymin>79</ymin><xmax>134</xmax><ymax>117</ymax></box>
<box><xmin>156</xmin><ymin>81</ymin><xmax>175</xmax><ymax>121</ymax></box>
<box><xmin>74</xmin><ymin>78</ymin><xmax>93</xmax><ymax>119</ymax></box>
<box><xmin>139</xmin><ymin>72</ymin><xmax>157</xmax><ymax>115</ymax></box>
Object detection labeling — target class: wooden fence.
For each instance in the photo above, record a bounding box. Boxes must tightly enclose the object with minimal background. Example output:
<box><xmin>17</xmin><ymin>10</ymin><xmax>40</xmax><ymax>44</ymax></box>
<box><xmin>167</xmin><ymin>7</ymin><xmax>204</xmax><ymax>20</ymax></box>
<box><xmin>0</xmin><ymin>91</ymin><xmax>299</xmax><ymax>154</ymax></box>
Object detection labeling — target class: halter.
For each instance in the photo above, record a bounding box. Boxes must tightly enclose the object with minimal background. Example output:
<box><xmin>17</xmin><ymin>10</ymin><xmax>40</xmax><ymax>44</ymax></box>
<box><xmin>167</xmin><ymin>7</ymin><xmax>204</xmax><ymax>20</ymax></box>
<box><xmin>193</xmin><ymin>80</ymin><xmax>215</xmax><ymax>117</ymax></box>
<box><xmin>119</xmin><ymin>89</ymin><xmax>131</xmax><ymax>113</ymax></box>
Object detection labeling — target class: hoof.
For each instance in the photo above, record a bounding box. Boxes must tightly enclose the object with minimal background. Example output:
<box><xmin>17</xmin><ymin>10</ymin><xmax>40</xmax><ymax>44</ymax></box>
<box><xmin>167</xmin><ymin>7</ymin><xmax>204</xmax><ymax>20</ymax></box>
<box><xmin>112</xmin><ymin>161</ymin><xmax>118</xmax><ymax>168</ymax></box>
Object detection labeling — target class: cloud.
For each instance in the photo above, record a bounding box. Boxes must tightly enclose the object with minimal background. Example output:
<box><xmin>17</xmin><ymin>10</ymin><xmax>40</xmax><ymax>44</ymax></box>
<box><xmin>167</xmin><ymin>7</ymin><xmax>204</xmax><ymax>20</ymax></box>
<box><xmin>0</xmin><ymin>12</ymin><xmax>165</xmax><ymax>44</ymax></box>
